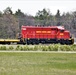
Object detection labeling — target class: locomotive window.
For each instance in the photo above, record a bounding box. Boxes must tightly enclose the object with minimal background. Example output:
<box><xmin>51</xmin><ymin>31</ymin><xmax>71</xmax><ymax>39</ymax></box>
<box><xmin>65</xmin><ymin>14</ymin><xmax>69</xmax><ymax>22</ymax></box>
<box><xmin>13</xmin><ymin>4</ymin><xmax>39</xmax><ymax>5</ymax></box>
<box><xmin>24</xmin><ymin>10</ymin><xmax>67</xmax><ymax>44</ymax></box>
<box><xmin>51</xmin><ymin>28</ymin><xmax>56</xmax><ymax>30</ymax></box>
<box><xmin>60</xmin><ymin>30</ymin><xmax>64</xmax><ymax>32</ymax></box>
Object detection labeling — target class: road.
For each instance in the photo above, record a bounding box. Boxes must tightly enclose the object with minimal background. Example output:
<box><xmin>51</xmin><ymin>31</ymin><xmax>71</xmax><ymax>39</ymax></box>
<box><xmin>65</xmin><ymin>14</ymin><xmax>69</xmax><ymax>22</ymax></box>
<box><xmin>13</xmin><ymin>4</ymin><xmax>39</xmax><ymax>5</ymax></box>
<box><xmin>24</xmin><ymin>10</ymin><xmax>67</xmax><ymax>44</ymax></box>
<box><xmin>74</xmin><ymin>42</ymin><xmax>76</xmax><ymax>44</ymax></box>
<box><xmin>0</xmin><ymin>51</ymin><xmax>76</xmax><ymax>53</ymax></box>
<box><xmin>74</xmin><ymin>38</ymin><xmax>76</xmax><ymax>44</ymax></box>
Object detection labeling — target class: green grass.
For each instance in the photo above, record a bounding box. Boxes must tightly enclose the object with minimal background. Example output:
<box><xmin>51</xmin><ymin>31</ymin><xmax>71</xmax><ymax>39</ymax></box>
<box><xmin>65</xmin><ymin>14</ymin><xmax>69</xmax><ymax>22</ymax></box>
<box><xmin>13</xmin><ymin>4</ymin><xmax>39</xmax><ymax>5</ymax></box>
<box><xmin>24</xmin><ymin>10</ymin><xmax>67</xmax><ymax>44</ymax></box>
<box><xmin>0</xmin><ymin>52</ymin><xmax>76</xmax><ymax>75</ymax></box>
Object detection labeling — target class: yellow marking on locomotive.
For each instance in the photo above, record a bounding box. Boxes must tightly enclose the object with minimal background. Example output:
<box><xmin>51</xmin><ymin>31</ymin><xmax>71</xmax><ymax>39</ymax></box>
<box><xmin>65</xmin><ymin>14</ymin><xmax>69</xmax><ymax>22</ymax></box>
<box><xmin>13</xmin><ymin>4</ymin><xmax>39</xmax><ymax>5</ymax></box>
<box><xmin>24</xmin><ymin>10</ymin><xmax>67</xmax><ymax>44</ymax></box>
<box><xmin>36</xmin><ymin>31</ymin><xmax>51</xmax><ymax>33</ymax></box>
<box><xmin>47</xmin><ymin>31</ymin><xmax>51</xmax><ymax>33</ymax></box>
<box><xmin>42</xmin><ymin>31</ymin><xmax>46</xmax><ymax>33</ymax></box>
<box><xmin>60</xmin><ymin>33</ymin><xmax>64</xmax><ymax>35</ymax></box>
<box><xmin>36</xmin><ymin>31</ymin><xmax>41</xmax><ymax>33</ymax></box>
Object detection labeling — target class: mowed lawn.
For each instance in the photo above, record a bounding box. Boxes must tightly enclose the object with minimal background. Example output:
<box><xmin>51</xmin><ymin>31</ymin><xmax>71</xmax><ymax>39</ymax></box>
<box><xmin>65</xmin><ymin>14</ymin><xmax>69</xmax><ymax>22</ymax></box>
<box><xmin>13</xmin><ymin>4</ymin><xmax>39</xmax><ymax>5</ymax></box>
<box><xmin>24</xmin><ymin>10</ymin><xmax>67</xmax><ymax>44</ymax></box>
<box><xmin>0</xmin><ymin>52</ymin><xmax>76</xmax><ymax>75</ymax></box>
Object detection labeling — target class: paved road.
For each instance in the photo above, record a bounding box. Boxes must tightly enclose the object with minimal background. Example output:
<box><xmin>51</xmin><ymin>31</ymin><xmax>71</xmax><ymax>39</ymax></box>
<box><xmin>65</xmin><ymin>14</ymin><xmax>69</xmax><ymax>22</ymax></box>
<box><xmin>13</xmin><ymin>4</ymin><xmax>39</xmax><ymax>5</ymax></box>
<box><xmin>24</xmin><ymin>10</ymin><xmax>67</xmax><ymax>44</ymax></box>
<box><xmin>74</xmin><ymin>38</ymin><xmax>76</xmax><ymax>44</ymax></box>
<box><xmin>0</xmin><ymin>51</ymin><xmax>76</xmax><ymax>53</ymax></box>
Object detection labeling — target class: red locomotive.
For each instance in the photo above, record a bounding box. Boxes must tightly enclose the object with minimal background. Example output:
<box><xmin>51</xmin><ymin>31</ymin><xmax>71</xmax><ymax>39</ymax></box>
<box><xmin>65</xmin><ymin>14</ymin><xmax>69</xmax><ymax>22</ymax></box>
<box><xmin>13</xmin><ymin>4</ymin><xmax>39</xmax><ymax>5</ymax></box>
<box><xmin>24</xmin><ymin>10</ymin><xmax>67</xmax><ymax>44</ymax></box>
<box><xmin>19</xmin><ymin>25</ymin><xmax>74</xmax><ymax>45</ymax></box>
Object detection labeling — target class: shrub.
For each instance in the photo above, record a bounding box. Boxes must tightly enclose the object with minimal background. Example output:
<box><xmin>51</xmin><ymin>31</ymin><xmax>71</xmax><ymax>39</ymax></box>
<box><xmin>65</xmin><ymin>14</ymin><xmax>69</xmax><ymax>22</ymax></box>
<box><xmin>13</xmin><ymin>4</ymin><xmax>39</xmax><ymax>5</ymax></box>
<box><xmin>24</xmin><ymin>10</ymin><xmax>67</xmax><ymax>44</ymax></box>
<box><xmin>15</xmin><ymin>45</ymin><xmax>21</xmax><ymax>50</ymax></box>
<box><xmin>48</xmin><ymin>45</ymin><xmax>54</xmax><ymax>51</ymax></box>
<box><xmin>59</xmin><ymin>45</ymin><xmax>72</xmax><ymax>51</ymax></box>
<box><xmin>37</xmin><ymin>45</ymin><xmax>43</xmax><ymax>51</ymax></box>
<box><xmin>53</xmin><ymin>44</ymin><xmax>59</xmax><ymax>51</ymax></box>
<box><xmin>41</xmin><ymin>46</ymin><xmax>48</xmax><ymax>51</ymax></box>
<box><xmin>20</xmin><ymin>46</ymin><xmax>24</xmax><ymax>51</ymax></box>
<box><xmin>33</xmin><ymin>46</ymin><xmax>38</xmax><ymax>51</ymax></box>
<box><xmin>23</xmin><ymin>46</ymin><xmax>30</xmax><ymax>51</ymax></box>
<box><xmin>29</xmin><ymin>47</ymin><xmax>34</xmax><ymax>51</ymax></box>
<box><xmin>65</xmin><ymin>45</ymin><xmax>71</xmax><ymax>51</ymax></box>
<box><xmin>8</xmin><ymin>46</ymin><xmax>14</xmax><ymax>50</ymax></box>
<box><xmin>71</xmin><ymin>44</ymin><xmax>76</xmax><ymax>51</ymax></box>
<box><xmin>59</xmin><ymin>45</ymin><xmax>65</xmax><ymax>51</ymax></box>
<box><xmin>0</xmin><ymin>46</ymin><xmax>7</xmax><ymax>50</ymax></box>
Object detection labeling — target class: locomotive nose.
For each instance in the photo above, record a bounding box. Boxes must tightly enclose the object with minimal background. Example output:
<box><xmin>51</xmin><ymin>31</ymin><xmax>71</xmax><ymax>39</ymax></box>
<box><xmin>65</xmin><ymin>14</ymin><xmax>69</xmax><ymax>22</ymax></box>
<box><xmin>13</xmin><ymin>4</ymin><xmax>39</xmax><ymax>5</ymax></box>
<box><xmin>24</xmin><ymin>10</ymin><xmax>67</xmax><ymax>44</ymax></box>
<box><xmin>70</xmin><ymin>34</ymin><xmax>74</xmax><ymax>44</ymax></box>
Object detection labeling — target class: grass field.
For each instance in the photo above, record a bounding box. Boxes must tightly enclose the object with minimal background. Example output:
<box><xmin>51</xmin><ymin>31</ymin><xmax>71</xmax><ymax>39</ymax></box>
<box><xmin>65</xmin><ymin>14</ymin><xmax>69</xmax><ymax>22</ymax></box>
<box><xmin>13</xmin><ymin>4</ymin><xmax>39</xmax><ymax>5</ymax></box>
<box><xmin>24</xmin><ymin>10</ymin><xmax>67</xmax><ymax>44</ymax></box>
<box><xmin>0</xmin><ymin>52</ymin><xmax>76</xmax><ymax>75</ymax></box>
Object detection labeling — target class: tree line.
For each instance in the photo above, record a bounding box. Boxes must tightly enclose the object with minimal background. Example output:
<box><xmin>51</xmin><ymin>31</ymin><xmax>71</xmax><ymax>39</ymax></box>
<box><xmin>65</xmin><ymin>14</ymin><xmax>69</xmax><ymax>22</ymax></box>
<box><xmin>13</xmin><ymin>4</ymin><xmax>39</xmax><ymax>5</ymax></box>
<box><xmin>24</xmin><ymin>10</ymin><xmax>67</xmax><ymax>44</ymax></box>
<box><xmin>0</xmin><ymin>7</ymin><xmax>76</xmax><ymax>38</ymax></box>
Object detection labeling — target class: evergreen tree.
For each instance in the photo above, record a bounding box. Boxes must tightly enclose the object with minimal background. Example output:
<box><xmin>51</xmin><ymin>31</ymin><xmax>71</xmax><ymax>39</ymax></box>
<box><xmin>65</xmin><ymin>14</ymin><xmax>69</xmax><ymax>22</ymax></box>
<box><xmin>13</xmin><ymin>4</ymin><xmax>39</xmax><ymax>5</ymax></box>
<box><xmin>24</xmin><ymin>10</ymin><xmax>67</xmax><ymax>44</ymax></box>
<box><xmin>0</xmin><ymin>11</ymin><xmax>2</xmax><ymax>17</ymax></box>
<box><xmin>55</xmin><ymin>9</ymin><xmax>61</xmax><ymax>26</ymax></box>
<box><xmin>35</xmin><ymin>8</ymin><xmax>52</xmax><ymax>26</ymax></box>
<box><xmin>3</xmin><ymin>7</ymin><xmax>13</xmax><ymax>15</ymax></box>
<box><xmin>15</xmin><ymin>9</ymin><xmax>24</xmax><ymax>17</ymax></box>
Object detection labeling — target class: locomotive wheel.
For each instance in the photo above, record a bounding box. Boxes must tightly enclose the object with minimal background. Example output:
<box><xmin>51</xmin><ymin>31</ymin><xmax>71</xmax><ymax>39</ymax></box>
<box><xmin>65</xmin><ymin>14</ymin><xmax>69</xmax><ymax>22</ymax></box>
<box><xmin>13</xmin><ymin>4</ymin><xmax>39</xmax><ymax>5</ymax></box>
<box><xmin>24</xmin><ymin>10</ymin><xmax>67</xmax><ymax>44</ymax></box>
<box><xmin>65</xmin><ymin>40</ymin><xmax>70</xmax><ymax>45</ymax></box>
<box><xmin>60</xmin><ymin>39</ymin><xmax>65</xmax><ymax>45</ymax></box>
<box><xmin>41</xmin><ymin>41</ymin><xmax>45</xmax><ymax>44</ymax></box>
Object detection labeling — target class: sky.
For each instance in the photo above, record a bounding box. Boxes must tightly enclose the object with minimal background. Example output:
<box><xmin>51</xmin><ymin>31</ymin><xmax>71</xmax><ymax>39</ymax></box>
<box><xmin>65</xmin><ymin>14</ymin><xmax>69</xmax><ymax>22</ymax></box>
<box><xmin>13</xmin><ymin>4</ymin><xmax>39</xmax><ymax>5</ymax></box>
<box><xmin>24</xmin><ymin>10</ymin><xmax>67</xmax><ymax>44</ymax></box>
<box><xmin>0</xmin><ymin>0</ymin><xmax>76</xmax><ymax>16</ymax></box>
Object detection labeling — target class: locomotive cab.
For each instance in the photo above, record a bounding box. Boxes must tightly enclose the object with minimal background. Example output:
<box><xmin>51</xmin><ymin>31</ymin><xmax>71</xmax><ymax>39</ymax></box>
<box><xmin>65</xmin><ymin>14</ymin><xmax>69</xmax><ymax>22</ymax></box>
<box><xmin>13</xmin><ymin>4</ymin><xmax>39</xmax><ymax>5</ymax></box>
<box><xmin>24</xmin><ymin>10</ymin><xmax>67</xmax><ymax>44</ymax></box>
<box><xmin>56</xmin><ymin>26</ymin><xmax>74</xmax><ymax>44</ymax></box>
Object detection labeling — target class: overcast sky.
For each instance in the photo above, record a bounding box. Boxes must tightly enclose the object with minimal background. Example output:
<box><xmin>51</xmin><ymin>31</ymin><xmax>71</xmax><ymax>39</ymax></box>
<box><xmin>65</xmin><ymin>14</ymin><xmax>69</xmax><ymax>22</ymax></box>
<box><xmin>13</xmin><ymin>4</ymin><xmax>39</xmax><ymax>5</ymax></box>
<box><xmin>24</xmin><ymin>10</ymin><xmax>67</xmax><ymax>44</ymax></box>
<box><xmin>0</xmin><ymin>0</ymin><xmax>76</xmax><ymax>16</ymax></box>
